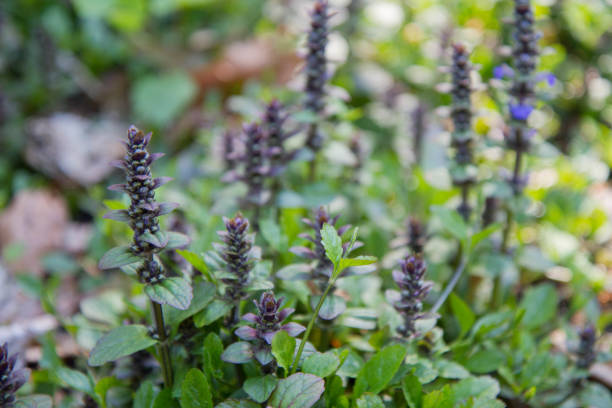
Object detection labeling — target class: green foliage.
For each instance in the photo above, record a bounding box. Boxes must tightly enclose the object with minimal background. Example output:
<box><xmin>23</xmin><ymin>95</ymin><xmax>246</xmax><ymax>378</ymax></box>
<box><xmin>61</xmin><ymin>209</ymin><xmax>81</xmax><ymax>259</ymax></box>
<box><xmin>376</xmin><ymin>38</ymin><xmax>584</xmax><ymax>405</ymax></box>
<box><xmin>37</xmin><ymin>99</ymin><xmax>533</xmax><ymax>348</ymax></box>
<box><xmin>88</xmin><ymin>325</ymin><xmax>157</xmax><ymax>366</ymax></box>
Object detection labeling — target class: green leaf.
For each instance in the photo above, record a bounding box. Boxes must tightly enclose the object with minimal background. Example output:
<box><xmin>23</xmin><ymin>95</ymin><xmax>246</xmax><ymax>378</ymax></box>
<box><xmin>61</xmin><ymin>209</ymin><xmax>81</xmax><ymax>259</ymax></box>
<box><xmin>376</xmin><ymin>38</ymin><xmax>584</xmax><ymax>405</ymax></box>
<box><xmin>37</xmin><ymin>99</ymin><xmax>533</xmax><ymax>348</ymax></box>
<box><xmin>451</xmin><ymin>376</ymin><xmax>500</xmax><ymax>403</ymax></box>
<box><xmin>354</xmin><ymin>344</ymin><xmax>408</xmax><ymax>397</ymax></box>
<box><xmin>88</xmin><ymin>325</ymin><xmax>157</xmax><ymax>366</ymax></box>
<box><xmin>140</xmin><ymin>230</ymin><xmax>168</xmax><ymax>249</ymax></box>
<box><xmin>194</xmin><ymin>299</ymin><xmax>232</xmax><ymax>327</ymax></box>
<box><xmin>99</xmin><ymin>246</ymin><xmax>140</xmax><ymax>270</ymax></box>
<box><xmin>165</xmin><ymin>281</ymin><xmax>215</xmax><ymax>325</ymax></box>
<box><xmin>338</xmin><ymin>256</ymin><xmax>377</xmax><ymax>271</ymax></box>
<box><xmin>268</xmin><ymin>373</ymin><xmax>324</xmax><ymax>408</ymax></box>
<box><xmin>434</xmin><ymin>360</ymin><xmax>470</xmax><ymax>380</ymax></box>
<box><xmin>313</xmin><ymin>294</ymin><xmax>346</xmax><ymax>320</ymax></box>
<box><xmin>356</xmin><ymin>394</ymin><xmax>385</xmax><ymax>408</ymax></box>
<box><xmin>153</xmin><ymin>389</ymin><xmax>180</xmax><ymax>408</ymax></box>
<box><xmin>519</xmin><ymin>284</ymin><xmax>558</xmax><ymax>329</ymax></box>
<box><xmin>422</xmin><ymin>385</ymin><xmax>454</xmax><ymax>408</ymax></box>
<box><xmin>95</xmin><ymin>376</ymin><xmax>122</xmax><ymax>408</ymax></box>
<box><xmin>215</xmin><ymin>400</ymin><xmax>260</xmax><ymax>408</ymax></box>
<box><xmin>203</xmin><ymin>333</ymin><xmax>224</xmax><ymax>380</ymax></box>
<box><xmin>260</xmin><ymin>219</ymin><xmax>287</xmax><ymax>251</ymax></box>
<box><xmin>181</xmin><ymin>369</ymin><xmax>213</xmax><ymax>408</ymax></box>
<box><xmin>132</xmin><ymin>72</ymin><xmax>197</xmax><ymax>127</ymax></box>
<box><xmin>176</xmin><ymin>249</ymin><xmax>213</xmax><ymax>282</ymax></box>
<box><xmin>464</xmin><ymin>349</ymin><xmax>505</xmax><ymax>374</ymax></box>
<box><xmin>134</xmin><ymin>381</ymin><xmax>158</xmax><ymax>408</ymax></box>
<box><xmin>431</xmin><ymin>205</ymin><xmax>468</xmax><ymax>241</ymax></box>
<box><xmin>321</xmin><ymin>223</ymin><xmax>343</xmax><ymax>268</ymax></box>
<box><xmin>166</xmin><ymin>231</ymin><xmax>191</xmax><ymax>249</ymax></box>
<box><xmin>243</xmin><ymin>375</ymin><xmax>278</xmax><ymax>403</ymax></box>
<box><xmin>145</xmin><ymin>277</ymin><xmax>193</xmax><ymax>310</ymax></box>
<box><xmin>56</xmin><ymin>367</ymin><xmax>94</xmax><ymax>394</ymax></box>
<box><xmin>470</xmin><ymin>223</ymin><xmax>501</xmax><ymax>249</ymax></box>
<box><xmin>402</xmin><ymin>373</ymin><xmax>422</xmax><ymax>408</ymax></box>
<box><xmin>302</xmin><ymin>351</ymin><xmax>340</xmax><ymax>378</ymax></box>
<box><xmin>450</xmin><ymin>293</ymin><xmax>475</xmax><ymax>338</ymax></box>
<box><xmin>104</xmin><ymin>209</ymin><xmax>130</xmax><ymax>222</ymax></box>
<box><xmin>15</xmin><ymin>395</ymin><xmax>54</xmax><ymax>408</ymax></box>
<box><xmin>271</xmin><ymin>330</ymin><xmax>296</xmax><ymax>373</ymax></box>
<box><xmin>221</xmin><ymin>342</ymin><xmax>253</xmax><ymax>364</ymax></box>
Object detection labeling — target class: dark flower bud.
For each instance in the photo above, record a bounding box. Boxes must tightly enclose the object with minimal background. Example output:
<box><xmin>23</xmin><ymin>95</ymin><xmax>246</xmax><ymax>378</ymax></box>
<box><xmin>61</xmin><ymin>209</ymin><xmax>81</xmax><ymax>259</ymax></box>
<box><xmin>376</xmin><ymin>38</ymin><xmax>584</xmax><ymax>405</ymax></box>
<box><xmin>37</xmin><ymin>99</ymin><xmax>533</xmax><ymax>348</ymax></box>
<box><xmin>0</xmin><ymin>343</ymin><xmax>26</xmax><ymax>407</ymax></box>
<box><xmin>408</xmin><ymin>217</ymin><xmax>426</xmax><ymax>255</ymax></box>
<box><xmin>387</xmin><ymin>255</ymin><xmax>432</xmax><ymax>337</ymax></box>
<box><xmin>217</xmin><ymin>213</ymin><xmax>255</xmax><ymax>302</ymax></box>
<box><xmin>577</xmin><ymin>324</ymin><xmax>596</xmax><ymax>369</ymax></box>
<box><xmin>481</xmin><ymin>196</ymin><xmax>499</xmax><ymax>227</ymax></box>
<box><xmin>304</xmin><ymin>0</ymin><xmax>331</xmax><ymax>152</ymax></box>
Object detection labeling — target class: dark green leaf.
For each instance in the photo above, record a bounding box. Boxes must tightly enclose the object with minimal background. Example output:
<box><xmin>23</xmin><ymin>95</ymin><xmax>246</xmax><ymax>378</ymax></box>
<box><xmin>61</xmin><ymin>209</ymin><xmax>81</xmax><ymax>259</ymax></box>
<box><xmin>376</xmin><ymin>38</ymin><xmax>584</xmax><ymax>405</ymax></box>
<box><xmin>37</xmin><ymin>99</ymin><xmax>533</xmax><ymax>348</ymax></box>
<box><xmin>181</xmin><ymin>368</ymin><xmax>213</xmax><ymax>408</ymax></box>
<box><xmin>243</xmin><ymin>375</ymin><xmax>278</xmax><ymax>403</ymax></box>
<box><xmin>215</xmin><ymin>400</ymin><xmax>260</xmax><ymax>408</ymax></box>
<box><xmin>153</xmin><ymin>389</ymin><xmax>180</xmax><ymax>408</ymax></box>
<box><xmin>221</xmin><ymin>342</ymin><xmax>253</xmax><ymax>364</ymax></box>
<box><xmin>312</xmin><ymin>294</ymin><xmax>346</xmax><ymax>320</ymax></box>
<box><xmin>194</xmin><ymin>299</ymin><xmax>232</xmax><ymax>327</ymax></box>
<box><xmin>203</xmin><ymin>333</ymin><xmax>224</xmax><ymax>380</ymax></box>
<box><xmin>176</xmin><ymin>249</ymin><xmax>213</xmax><ymax>281</ymax></box>
<box><xmin>271</xmin><ymin>330</ymin><xmax>296</xmax><ymax>373</ymax></box>
<box><xmin>165</xmin><ymin>281</ymin><xmax>215</xmax><ymax>325</ymax></box>
<box><xmin>56</xmin><ymin>367</ymin><xmax>94</xmax><ymax>394</ymax></box>
<box><xmin>268</xmin><ymin>373</ymin><xmax>324</xmax><ymax>408</ymax></box>
<box><xmin>354</xmin><ymin>344</ymin><xmax>408</xmax><ymax>397</ymax></box>
<box><xmin>519</xmin><ymin>284</ymin><xmax>558</xmax><ymax>329</ymax></box>
<box><xmin>15</xmin><ymin>395</ymin><xmax>54</xmax><ymax>408</ymax></box>
<box><xmin>88</xmin><ymin>325</ymin><xmax>157</xmax><ymax>366</ymax></box>
<box><xmin>465</xmin><ymin>349</ymin><xmax>505</xmax><ymax>374</ymax></box>
<box><xmin>99</xmin><ymin>246</ymin><xmax>140</xmax><ymax>270</ymax></box>
<box><xmin>145</xmin><ymin>277</ymin><xmax>193</xmax><ymax>310</ymax></box>
<box><xmin>451</xmin><ymin>375</ymin><xmax>500</xmax><ymax>403</ymax></box>
<box><xmin>402</xmin><ymin>373</ymin><xmax>422</xmax><ymax>408</ymax></box>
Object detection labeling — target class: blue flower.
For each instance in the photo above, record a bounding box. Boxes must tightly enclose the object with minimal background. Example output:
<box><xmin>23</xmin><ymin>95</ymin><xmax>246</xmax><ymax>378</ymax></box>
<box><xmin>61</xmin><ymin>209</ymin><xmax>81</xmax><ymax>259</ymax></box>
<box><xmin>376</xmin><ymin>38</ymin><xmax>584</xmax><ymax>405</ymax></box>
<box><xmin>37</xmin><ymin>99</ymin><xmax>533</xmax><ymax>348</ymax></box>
<box><xmin>493</xmin><ymin>64</ymin><xmax>514</xmax><ymax>80</ymax></box>
<box><xmin>537</xmin><ymin>72</ymin><xmax>556</xmax><ymax>87</ymax></box>
<box><xmin>510</xmin><ymin>104</ymin><xmax>534</xmax><ymax>121</ymax></box>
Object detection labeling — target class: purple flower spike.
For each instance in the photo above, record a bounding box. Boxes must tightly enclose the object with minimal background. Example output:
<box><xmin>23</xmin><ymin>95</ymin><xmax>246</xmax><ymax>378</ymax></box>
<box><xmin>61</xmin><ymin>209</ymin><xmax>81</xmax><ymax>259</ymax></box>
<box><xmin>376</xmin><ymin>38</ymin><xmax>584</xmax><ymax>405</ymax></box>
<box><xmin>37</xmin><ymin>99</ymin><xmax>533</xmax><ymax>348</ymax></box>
<box><xmin>493</xmin><ymin>64</ymin><xmax>514</xmax><ymax>80</ymax></box>
<box><xmin>510</xmin><ymin>104</ymin><xmax>534</xmax><ymax>121</ymax></box>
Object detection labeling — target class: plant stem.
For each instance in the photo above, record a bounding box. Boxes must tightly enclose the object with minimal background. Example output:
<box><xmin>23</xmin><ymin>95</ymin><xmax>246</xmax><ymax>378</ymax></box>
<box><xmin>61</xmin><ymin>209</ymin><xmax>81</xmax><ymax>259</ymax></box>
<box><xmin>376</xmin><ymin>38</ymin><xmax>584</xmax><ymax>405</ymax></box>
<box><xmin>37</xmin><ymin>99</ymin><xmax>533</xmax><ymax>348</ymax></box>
<box><xmin>290</xmin><ymin>278</ymin><xmax>335</xmax><ymax>375</ymax></box>
<box><xmin>431</xmin><ymin>250</ymin><xmax>467</xmax><ymax>314</ymax></box>
<box><xmin>152</xmin><ymin>301</ymin><xmax>173</xmax><ymax>389</ymax></box>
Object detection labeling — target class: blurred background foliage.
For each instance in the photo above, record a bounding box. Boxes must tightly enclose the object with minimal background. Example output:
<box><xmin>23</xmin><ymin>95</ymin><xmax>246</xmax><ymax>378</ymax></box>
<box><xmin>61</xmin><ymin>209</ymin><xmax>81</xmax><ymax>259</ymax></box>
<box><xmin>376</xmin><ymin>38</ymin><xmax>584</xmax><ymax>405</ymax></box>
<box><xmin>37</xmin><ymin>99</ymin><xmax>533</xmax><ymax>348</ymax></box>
<box><xmin>2</xmin><ymin>0</ymin><xmax>612</xmax><ymax>405</ymax></box>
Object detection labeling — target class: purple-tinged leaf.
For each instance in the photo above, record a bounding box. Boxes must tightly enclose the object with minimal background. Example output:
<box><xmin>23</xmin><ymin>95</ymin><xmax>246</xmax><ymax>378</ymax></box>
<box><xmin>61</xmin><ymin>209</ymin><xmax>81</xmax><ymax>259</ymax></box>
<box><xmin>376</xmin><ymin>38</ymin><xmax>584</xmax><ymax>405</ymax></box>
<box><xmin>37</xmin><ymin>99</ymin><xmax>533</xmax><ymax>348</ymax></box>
<box><xmin>289</xmin><ymin>246</ymin><xmax>317</xmax><ymax>259</ymax></box>
<box><xmin>268</xmin><ymin>373</ymin><xmax>324</xmax><ymax>408</ymax></box>
<box><xmin>152</xmin><ymin>177</ymin><xmax>173</xmax><ymax>190</ymax></box>
<box><xmin>278</xmin><ymin>308</ymin><xmax>295</xmax><ymax>322</ymax></box>
<box><xmin>108</xmin><ymin>184</ymin><xmax>129</xmax><ymax>193</ymax></box>
<box><xmin>282</xmin><ymin>322</ymin><xmax>306</xmax><ymax>337</ymax></box>
<box><xmin>99</xmin><ymin>246</ymin><xmax>140</xmax><ymax>270</ymax></box>
<box><xmin>110</xmin><ymin>159</ymin><xmax>126</xmax><ymax>170</ymax></box>
<box><xmin>103</xmin><ymin>209</ymin><xmax>130</xmax><ymax>222</ymax></box>
<box><xmin>166</xmin><ymin>231</ymin><xmax>191</xmax><ymax>249</ymax></box>
<box><xmin>140</xmin><ymin>230</ymin><xmax>168</xmax><ymax>248</ymax></box>
<box><xmin>235</xmin><ymin>326</ymin><xmax>258</xmax><ymax>341</ymax></box>
<box><xmin>242</xmin><ymin>313</ymin><xmax>259</xmax><ymax>323</ymax></box>
<box><xmin>158</xmin><ymin>202</ymin><xmax>179</xmax><ymax>216</ymax></box>
<box><xmin>221</xmin><ymin>342</ymin><xmax>253</xmax><ymax>364</ymax></box>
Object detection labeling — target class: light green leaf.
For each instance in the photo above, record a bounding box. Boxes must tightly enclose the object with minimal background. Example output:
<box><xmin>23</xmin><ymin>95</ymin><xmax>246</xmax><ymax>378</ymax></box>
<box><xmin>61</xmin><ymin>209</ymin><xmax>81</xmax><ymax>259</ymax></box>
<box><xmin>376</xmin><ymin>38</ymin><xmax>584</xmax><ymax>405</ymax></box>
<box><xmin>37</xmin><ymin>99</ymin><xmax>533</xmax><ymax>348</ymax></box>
<box><xmin>176</xmin><ymin>249</ymin><xmax>213</xmax><ymax>282</ymax></box>
<box><xmin>99</xmin><ymin>246</ymin><xmax>140</xmax><ymax>270</ymax></box>
<box><xmin>354</xmin><ymin>344</ymin><xmax>408</xmax><ymax>397</ymax></box>
<box><xmin>422</xmin><ymin>385</ymin><xmax>454</xmax><ymax>408</ymax></box>
<box><xmin>134</xmin><ymin>381</ymin><xmax>158</xmax><ymax>408</ymax></box>
<box><xmin>356</xmin><ymin>393</ymin><xmax>385</xmax><ymax>408</ymax></box>
<box><xmin>268</xmin><ymin>373</ymin><xmax>324</xmax><ymax>408</ymax></box>
<box><xmin>451</xmin><ymin>376</ymin><xmax>500</xmax><ymax>403</ymax></box>
<box><xmin>338</xmin><ymin>256</ymin><xmax>377</xmax><ymax>271</ymax></box>
<box><xmin>302</xmin><ymin>352</ymin><xmax>340</xmax><ymax>378</ymax></box>
<box><xmin>271</xmin><ymin>330</ymin><xmax>296</xmax><ymax>373</ymax></box>
<box><xmin>145</xmin><ymin>277</ymin><xmax>193</xmax><ymax>310</ymax></box>
<box><xmin>450</xmin><ymin>293</ymin><xmax>475</xmax><ymax>338</ymax></box>
<box><xmin>260</xmin><ymin>219</ymin><xmax>287</xmax><ymax>251</ymax></box>
<box><xmin>434</xmin><ymin>360</ymin><xmax>470</xmax><ymax>380</ymax></box>
<box><xmin>243</xmin><ymin>375</ymin><xmax>278</xmax><ymax>403</ymax></box>
<box><xmin>313</xmin><ymin>294</ymin><xmax>346</xmax><ymax>320</ymax></box>
<box><xmin>431</xmin><ymin>205</ymin><xmax>468</xmax><ymax>241</ymax></box>
<box><xmin>181</xmin><ymin>369</ymin><xmax>213</xmax><ymax>408</ymax></box>
<box><xmin>321</xmin><ymin>223</ymin><xmax>342</xmax><ymax>268</ymax></box>
<box><xmin>132</xmin><ymin>72</ymin><xmax>197</xmax><ymax>127</ymax></box>
<box><xmin>470</xmin><ymin>223</ymin><xmax>501</xmax><ymax>249</ymax></box>
<box><xmin>88</xmin><ymin>325</ymin><xmax>157</xmax><ymax>366</ymax></box>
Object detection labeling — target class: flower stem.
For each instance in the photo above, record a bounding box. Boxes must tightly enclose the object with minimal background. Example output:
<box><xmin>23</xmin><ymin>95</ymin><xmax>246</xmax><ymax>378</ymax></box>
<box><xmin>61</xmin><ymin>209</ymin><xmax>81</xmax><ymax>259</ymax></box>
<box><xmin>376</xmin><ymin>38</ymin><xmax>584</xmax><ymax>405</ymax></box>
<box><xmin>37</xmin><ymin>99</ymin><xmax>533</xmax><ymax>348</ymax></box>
<box><xmin>290</xmin><ymin>278</ymin><xmax>335</xmax><ymax>375</ymax></box>
<box><xmin>152</xmin><ymin>301</ymin><xmax>173</xmax><ymax>388</ymax></box>
<box><xmin>431</xmin><ymin>247</ymin><xmax>466</xmax><ymax>314</ymax></box>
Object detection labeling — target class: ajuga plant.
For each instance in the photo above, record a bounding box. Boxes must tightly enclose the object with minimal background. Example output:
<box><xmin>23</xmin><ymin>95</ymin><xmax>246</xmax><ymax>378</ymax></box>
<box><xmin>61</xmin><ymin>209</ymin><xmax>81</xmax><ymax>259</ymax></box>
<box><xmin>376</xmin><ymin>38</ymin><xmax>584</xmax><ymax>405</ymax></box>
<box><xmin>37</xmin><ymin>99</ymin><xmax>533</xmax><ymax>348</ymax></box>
<box><xmin>576</xmin><ymin>324</ymin><xmax>596</xmax><ymax>369</ymax></box>
<box><xmin>304</xmin><ymin>0</ymin><xmax>331</xmax><ymax>179</ymax></box>
<box><xmin>215</xmin><ymin>213</ymin><xmax>256</xmax><ymax>325</ymax></box>
<box><xmin>224</xmin><ymin>123</ymin><xmax>271</xmax><ymax>229</ymax></box>
<box><xmin>93</xmin><ymin>126</ymin><xmax>193</xmax><ymax>388</ymax></box>
<box><xmin>481</xmin><ymin>195</ymin><xmax>499</xmax><ymax>228</ymax></box>
<box><xmin>222</xmin><ymin>129</ymin><xmax>237</xmax><ymax>172</ymax></box>
<box><xmin>221</xmin><ymin>292</ymin><xmax>305</xmax><ymax>373</ymax></box>
<box><xmin>385</xmin><ymin>255</ymin><xmax>433</xmax><ymax>337</ymax></box>
<box><xmin>449</xmin><ymin>43</ymin><xmax>476</xmax><ymax>221</ymax></box>
<box><xmin>263</xmin><ymin>99</ymin><xmax>298</xmax><ymax>202</ymax></box>
<box><xmin>0</xmin><ymin>344</ymin><xmax>26</xmax><ymax>407</ymax></box>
